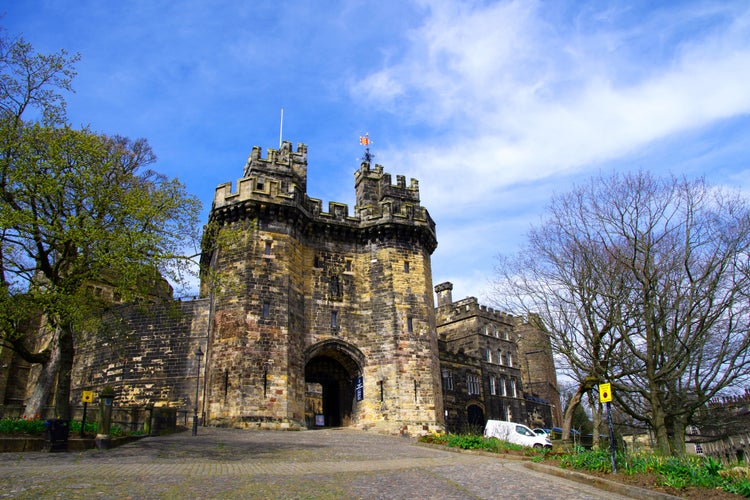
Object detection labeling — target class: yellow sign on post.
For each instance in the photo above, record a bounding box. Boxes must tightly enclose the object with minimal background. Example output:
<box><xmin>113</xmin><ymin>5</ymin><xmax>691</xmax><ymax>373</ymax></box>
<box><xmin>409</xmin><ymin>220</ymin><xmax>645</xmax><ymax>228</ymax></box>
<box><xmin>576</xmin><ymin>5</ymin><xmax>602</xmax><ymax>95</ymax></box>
<box><xmin>82</xmin><ymin>391</ymin><xmax>94</xmax><ymax>403</ymax></box>
<box><xmin>599</xmin><ymin>383</ymin><xmax>612</xmax><ymax>403</ymax></box>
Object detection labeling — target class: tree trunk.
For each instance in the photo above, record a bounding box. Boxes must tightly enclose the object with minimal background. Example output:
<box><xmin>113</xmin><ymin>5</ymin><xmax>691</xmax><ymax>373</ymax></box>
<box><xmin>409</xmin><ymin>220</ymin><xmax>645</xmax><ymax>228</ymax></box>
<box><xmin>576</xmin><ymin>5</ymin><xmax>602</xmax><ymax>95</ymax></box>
<box><xmin>651</xmin><ymin>403</ymin><xmax>672</xmax><ymax>456</ymax></box>
<box><xmin>53</xmin><ymin>323</ymin><xmax>74</xmax><ymax>420</ymax></box>
<box><xmin>588</xmin><ymin>392</ymin><xmax>601</xmax><ymax>450</ymax></box>
<box><xmin>669</xmin><ymin>417</ymin><xmax>687</xmax><ymax>457</ymax></box>
<box><xmin>562</xmin><ymin>383</ymin><xmax>587</xmax><ymax>441</ymax></box>
<box><xmin>23</xmin><ymin>331</ymin><xmax>60</xmax><ymax>419</ymax></box>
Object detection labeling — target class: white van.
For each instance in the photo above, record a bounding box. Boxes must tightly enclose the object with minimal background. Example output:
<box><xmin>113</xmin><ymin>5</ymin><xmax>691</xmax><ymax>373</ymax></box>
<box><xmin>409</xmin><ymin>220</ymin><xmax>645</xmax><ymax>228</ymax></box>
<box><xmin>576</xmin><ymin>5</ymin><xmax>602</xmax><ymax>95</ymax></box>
<box><xmin>484</xmin><ymin>420</ymin><xmax>552</xmax><ymax>449</ymax></box>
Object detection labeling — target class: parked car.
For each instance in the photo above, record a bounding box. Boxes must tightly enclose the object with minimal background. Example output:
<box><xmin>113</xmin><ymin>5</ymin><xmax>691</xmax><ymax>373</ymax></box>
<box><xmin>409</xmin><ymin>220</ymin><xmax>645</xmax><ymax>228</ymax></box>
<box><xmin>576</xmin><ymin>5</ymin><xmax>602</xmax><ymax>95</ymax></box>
<box><xmin>484</xmin><ymin>420</ymin><xmax>552</xmax><ymax>449</ymax></box>
<box><xmin>549</xmin><ymin>427</ymin><xmax>580</xmax><ymax>439</ymax></box>
<box><xmin>532</xmin><ymin>428</ymin><xmax>549</xmax><ymax>437</ymax></box>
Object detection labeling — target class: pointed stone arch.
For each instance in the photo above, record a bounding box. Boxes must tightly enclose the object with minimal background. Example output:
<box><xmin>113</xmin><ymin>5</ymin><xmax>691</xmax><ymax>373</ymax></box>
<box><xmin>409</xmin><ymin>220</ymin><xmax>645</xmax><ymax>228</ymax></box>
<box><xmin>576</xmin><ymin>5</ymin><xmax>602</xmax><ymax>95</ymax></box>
<box><xmin>304</xmin><ymin>339</ymin><xmax>365</xmax><ymax>428</ymax></box>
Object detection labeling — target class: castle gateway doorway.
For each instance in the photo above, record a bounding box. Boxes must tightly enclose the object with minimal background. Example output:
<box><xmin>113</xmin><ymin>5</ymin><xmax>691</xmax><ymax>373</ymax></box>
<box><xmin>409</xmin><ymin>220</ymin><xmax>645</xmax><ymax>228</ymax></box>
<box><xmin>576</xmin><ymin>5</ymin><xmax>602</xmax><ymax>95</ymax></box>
<box><xmin>304</xmin><ymin>340</ymin><xmax>363</xmax><ymax>429</ymax></box>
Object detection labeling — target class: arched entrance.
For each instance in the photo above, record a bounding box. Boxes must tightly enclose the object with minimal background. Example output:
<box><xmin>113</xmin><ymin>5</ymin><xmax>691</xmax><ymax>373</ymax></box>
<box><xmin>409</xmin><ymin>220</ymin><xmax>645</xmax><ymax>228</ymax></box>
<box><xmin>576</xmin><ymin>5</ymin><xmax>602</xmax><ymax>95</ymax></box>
<box><xmin>467</xmin><ymin>404</ymin><xmax>485</xmax><ymax>429</ymax></box>
<box><xmin>304</xmin><ymin>340</ymin><xmax>364</xmax><ymax>429</ymax></box>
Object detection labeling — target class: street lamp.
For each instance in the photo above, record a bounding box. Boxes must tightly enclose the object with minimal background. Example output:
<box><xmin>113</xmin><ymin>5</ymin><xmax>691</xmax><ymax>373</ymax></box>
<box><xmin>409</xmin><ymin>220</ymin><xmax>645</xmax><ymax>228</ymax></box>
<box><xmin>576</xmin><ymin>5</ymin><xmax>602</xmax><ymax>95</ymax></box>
<box><xmin>192</xmin><ymin>346</ymin><xmax>204</xmax><ymax>436</ymax></box>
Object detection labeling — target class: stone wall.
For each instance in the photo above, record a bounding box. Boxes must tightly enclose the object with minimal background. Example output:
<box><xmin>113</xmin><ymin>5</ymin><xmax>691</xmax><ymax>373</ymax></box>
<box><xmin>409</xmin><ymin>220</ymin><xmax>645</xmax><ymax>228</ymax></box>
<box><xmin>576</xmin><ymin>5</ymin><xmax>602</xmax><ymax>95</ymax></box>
<box><xmin>70</xmin><ymin>298</ymin><xmax>209</xmax><ymax>410</ymax></box>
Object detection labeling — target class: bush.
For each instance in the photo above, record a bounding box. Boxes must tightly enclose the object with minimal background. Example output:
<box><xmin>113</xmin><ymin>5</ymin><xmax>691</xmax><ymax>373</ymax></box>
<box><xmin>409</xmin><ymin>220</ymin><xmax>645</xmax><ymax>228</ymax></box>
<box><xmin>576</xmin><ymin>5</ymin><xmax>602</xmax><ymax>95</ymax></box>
<box><xmin>419</xmin><ymin>432</ymin><xmax>529</xmax><ymax>454</ymax></box>
<box><xmin>68</xmin><ymin>420</ymin><xmax>98</xmax><ymax>435</ymax></box>
<box><xmin>0</xmin><ymin>417</ymin><xmax>47</xmax><ymax>435</ymax></box>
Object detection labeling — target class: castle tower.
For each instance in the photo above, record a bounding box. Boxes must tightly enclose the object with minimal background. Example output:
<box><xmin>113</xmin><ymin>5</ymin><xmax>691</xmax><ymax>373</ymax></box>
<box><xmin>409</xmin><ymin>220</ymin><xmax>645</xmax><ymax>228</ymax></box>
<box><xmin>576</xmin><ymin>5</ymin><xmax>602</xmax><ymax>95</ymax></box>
<box><xmin>200</xmin><ymin>141</ymin><xmax>444</xmax><ymax>435</ymax></box>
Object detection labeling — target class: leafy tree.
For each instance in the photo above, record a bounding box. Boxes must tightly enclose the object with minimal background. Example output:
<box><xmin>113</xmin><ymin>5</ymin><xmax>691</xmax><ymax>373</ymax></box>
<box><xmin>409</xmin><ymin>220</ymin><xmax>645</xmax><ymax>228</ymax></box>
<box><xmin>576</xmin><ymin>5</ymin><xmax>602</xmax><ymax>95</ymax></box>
<box><xmin>0</xmin><ymin>32</ymin><xmax>201</xmax><ymax>419</ymax></box>
<box><xmin>493</xmin><ymin>171</ymin><xmax>750</xmax><ymax>455</ymax></box>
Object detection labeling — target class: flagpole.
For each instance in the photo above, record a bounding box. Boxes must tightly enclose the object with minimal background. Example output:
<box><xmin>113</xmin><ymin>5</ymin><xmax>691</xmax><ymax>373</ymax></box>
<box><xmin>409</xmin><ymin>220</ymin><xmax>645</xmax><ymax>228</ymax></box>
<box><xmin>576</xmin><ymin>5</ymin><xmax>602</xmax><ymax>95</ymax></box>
<box><xmin>279</xmin><ymin>108</ymin><xmax>284</xmax><ymax>148</ymax></box>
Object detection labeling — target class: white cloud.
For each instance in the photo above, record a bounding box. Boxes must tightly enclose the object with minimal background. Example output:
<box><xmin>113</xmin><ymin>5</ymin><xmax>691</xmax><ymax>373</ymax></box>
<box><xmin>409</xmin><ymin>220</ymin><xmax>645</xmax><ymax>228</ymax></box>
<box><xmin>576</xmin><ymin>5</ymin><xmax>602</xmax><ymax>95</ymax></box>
<box><xmin>353</xmin><ymin>1</ymin><xmax>750</xmax><ymax>302</ymax></box>
<box><xmin>356</xmin><ymin>0</ymin><xmax>750</xmax><ymax>209</ymax></box>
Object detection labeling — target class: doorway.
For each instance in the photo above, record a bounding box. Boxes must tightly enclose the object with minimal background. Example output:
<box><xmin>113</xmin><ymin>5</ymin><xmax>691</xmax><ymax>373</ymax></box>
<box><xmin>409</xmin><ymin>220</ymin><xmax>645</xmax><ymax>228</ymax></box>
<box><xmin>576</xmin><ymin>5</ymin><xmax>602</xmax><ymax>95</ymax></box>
<box><xmin>304</xmin><ymin>340</ymin><xmax>364</xmax><ymax>429</ymax></box>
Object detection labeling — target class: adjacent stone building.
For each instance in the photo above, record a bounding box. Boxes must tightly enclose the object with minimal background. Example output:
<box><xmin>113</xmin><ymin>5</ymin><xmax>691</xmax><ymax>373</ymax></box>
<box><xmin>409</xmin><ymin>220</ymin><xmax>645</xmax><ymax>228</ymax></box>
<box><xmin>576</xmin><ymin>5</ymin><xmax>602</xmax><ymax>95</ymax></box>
<box><xmin>0</xmin><ymin>140</ymin><xmax>560</xmax><ymax>435</ymax></box>
<box><xmin>435</xmin><ymin>282</ymin><xmax>560</xmax><ymax>432</ymax></box>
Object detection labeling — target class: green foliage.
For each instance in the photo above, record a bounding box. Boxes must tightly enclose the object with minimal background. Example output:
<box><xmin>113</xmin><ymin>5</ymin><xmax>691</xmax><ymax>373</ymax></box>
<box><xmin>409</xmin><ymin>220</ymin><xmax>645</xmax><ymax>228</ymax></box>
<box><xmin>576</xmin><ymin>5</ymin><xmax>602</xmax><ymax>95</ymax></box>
<box><xmin>560</xmin><ymin>448</ymin><xmax>613</xmax><ymax>473</ymax></box>
<box><xmin>0</xmin><ymin>417</ymin><xmax>47</xmax><ymax>435</ymax></box>
<box><xmin>0</xmin><ymin>418</ymin><xmax>138</xmax><ymax>438</ymax></box>
<box><xmin>418</xmin><ymin>433</ymin><xmax>531</xmax><ymax>454</ymax></box>
<box><xmin>560</xmin><ymin>448</ymin><xmax>750</xmax><ymax>496</ymax></box>
<box><xmin>68</xmin><ymin>419</ymin><xmax>97</xmax><ymax>434</ymax></box>
<box><xmin>724</xmin><ymin>477</ymin><xmax>750</xmax><ymax>497</ymax></box>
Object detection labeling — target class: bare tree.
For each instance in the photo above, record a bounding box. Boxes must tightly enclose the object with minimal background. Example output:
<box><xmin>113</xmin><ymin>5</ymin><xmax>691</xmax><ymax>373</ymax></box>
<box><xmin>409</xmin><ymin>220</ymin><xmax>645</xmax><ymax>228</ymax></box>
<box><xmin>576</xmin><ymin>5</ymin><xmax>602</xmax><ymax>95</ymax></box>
<box><xmin>493</xmin><ymin>171</ymin><xmax>750</xmax><ymax>455</ymax></box>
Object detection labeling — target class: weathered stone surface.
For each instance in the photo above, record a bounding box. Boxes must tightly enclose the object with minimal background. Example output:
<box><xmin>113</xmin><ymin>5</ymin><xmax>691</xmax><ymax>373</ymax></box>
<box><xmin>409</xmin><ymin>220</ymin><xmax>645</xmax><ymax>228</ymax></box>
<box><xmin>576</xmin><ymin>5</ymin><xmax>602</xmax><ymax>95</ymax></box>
<box><xmin>201</xmin><ymin>142</ymin><xmax>443</xmax><ymax>434</ymax></box>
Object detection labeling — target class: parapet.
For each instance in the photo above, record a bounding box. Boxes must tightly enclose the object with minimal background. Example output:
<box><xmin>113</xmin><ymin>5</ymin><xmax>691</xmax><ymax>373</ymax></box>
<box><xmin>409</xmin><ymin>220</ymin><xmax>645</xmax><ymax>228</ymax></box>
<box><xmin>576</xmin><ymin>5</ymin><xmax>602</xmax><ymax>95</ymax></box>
<box><xmin>243</xmin><ymin>141</ymin><xmax>308</xmax><ymax>193</ymax></box>
<box><xmin>209</xmin><ymin>142</ymin><xmax>437</xmax><ymax>252</ymax></box>
<box><xmin>354</xmin><ymin>161</ymin><xmax>420</xmax><ymax>209</ymax></box>
<box><xmin>434</xmin><ymin>286</ymin><xmax>515</xmax><ymax>325</ymax></box>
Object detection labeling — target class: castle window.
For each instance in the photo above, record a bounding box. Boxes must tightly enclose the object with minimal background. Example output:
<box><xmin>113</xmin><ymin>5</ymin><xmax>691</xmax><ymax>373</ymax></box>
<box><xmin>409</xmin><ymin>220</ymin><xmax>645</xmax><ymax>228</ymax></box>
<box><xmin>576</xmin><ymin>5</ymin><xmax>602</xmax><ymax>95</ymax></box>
<box><xmin>331</xmin><ymin>310</ymin><xmax>338</xmax><ymax>329</ymax></box>
<box><xmin>507</xmin><ymin>353</ymin><xmax>513</xmax><ymax>368</ymax></box>
<box><xmin>483</xmin><ymin>348</ymin><xmax>492</xmax><ymax>363</ymax></box>
<box><xmin>442</xmin><ymin>369</ymin><xmax>454</xmax><ymax>391</ymax></box>
<box><xmin>262</xmin><ymin>302</ymin><xmax>270</xmax><ymax>319</ymax></box>
<box><xmin>345</xmin><ymin>259</ymin><xmax>352</xmax><ymax>272</ymax></box>
<box><xmin>403</xmin><ymin>261</ymin><xmax>409</xmax><ymax>273</ymax></box>
<box><xmin>499</xmin><ymin>377</ymin><xmax>507</xmax><ymax>396</ymax></box>
<box><xmin>314</xmin><ymin>255</ymin><xmax>322</xmax><ymax>268</ymax></box>
<box><xmin>329</xmin><ymin>275</ymin><xmax>342</xmax><ymax>300</ymax></box>
<box><xmin>264</xmin><ymin>241</ymin><xmax>272</xmax><ymax>255</ymax></box>
<box><xmin>497</xmin><ymin>349</ymin><xmax>502</xmax><ymax>364</ymax></box>
<box><xmin>407</xmin><ymin>316</ymin><xmax>413</xmax><ymax>333</ymax></box>
<box><xmin>256</xmin><ymin>178</ymin><xmax>265</xmax><ymax>190</ymax></box>
<box><xmin>467</xmin><ymin>374</ymin><xmax>481</xmax><ymax>395</ymax></box>
<box><xmin>510</xmin><ymin>379</ymin><xmax>517</xmax><ymax>398</ymax></box>
<box><xmin>490</xmin><ymin>376</ymin><xmax>497</xmax><ymax>395</ymax></box>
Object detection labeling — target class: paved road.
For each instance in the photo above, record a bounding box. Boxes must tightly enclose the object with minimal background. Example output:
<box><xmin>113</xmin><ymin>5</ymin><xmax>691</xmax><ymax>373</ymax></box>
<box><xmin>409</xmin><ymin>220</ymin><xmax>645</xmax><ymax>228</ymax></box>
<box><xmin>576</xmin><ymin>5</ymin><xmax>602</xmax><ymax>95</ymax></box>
<box><xmin>0</xmin><ymin>427</ymin><xmax>639</xmax><ymax>499</ymax></box>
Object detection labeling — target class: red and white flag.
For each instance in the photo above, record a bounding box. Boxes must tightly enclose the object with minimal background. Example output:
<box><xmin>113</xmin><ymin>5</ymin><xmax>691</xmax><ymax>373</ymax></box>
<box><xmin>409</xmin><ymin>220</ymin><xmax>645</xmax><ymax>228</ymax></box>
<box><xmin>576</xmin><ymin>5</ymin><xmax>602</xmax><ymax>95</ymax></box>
<box><xmin>359</xmin><ymin>134</ymin><xmax>370</xmax><ymax>146</ymax></box>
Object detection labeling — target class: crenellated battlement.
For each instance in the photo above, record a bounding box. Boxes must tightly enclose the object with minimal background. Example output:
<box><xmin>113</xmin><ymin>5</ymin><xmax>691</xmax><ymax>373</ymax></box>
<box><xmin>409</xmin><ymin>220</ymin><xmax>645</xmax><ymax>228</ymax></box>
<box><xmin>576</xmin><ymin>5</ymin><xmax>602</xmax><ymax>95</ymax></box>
<box><xmin>434</xmin><ymin>282</ymin><xmax>514</xmax><ymax>327</ymax></box>
<box><xmin>243</xmin><ymin>140</ymin><xmax>308</xmax><ymax>194</ymax></box>
<box><xmin>210</xmin><ymin>142</ymin><xmax>436</xmax><ymax>250</ymax></box>
<box><xmin>354</xmin><ymin>161</ymin><xmax>420</xmax><ymax>210</ymax></box>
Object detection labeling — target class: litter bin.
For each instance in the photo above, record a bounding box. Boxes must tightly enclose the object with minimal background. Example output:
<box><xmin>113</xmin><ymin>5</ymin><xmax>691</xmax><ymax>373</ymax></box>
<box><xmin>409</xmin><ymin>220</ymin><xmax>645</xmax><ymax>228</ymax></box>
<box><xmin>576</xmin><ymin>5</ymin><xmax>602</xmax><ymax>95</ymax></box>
<box><xmin>44</xmin><ymin>419</ymin><xmax>70</xmax><ymax>452</ymax></box>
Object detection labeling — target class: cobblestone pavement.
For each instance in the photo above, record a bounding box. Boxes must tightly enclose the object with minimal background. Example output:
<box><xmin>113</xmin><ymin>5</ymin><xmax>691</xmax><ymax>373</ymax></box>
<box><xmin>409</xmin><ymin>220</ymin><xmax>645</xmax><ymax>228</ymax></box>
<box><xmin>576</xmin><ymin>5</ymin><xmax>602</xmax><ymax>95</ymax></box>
<box><xmin>0</xmin><ymin>427</ymin><xmax>639</xmax><ymax>499</ymax></box>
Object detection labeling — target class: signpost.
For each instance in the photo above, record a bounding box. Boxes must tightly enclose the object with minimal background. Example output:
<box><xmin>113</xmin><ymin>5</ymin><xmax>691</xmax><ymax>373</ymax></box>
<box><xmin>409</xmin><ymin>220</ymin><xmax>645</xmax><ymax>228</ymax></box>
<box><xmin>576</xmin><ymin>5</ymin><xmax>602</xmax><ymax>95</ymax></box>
<box><xmin>599</xmin><ymin>383</ymin><xmax>617</xmax><ymax>473</ymax></box>
<box><xmin>81</xmin><ymin>391</ymin><xmax>93</xmax><ymax>437</ymax></box>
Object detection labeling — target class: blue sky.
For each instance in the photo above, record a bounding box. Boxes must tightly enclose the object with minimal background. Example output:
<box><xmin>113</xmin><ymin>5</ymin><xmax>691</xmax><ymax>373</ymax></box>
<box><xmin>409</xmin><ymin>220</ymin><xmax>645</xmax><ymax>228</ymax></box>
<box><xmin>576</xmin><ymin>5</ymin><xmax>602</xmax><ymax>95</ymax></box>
<box><xmin>4</xmin><ymin>0</ymin><xmax>750</xmax><ymax>303</ymax></box>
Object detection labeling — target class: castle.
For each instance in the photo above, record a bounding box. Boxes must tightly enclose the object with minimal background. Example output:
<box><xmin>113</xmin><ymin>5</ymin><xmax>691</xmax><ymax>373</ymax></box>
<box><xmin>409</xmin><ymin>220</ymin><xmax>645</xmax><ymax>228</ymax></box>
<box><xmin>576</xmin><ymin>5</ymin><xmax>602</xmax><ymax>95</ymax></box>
<box><xmin>0</xmin><ymin>141</ymin><xmax>560</xmax><ymax>435</ymax></box>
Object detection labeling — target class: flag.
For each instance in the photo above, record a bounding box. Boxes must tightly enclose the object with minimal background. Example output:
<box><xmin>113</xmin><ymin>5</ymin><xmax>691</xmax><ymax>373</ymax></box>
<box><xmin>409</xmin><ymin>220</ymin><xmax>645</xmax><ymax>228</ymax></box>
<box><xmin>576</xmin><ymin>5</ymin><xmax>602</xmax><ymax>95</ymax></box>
<box><xmin>360</xmin><ymin>135</ymin><xmax>370</xmax><ymax>146</ymax></box>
